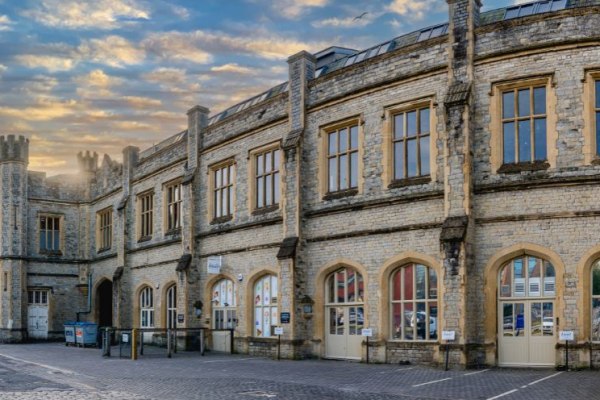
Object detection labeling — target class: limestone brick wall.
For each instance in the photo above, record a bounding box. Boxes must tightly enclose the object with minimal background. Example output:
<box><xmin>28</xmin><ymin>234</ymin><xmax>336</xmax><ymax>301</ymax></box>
<box><xmin>302</xmin><ymin>73</ymin><xmax>447</xmax><ymax>210</ymax></box>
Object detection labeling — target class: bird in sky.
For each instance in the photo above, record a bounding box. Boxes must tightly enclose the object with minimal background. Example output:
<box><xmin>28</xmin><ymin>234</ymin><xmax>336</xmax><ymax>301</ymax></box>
<box><xmin>353</xmin><ymin>12</ymin><xmax>368</xmax><ymax>21</ymax></box>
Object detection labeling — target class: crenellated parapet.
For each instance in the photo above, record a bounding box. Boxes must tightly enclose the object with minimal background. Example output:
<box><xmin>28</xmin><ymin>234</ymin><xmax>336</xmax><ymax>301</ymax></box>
<box><xmin>0</xmin><ymin>135</ymin><xmax>29</xmax><ymax>164</ymax></box>
<box><xmin>77</xmin><ymin>150</ymin><xmax>99</xmax><ymax>174</ymax></box>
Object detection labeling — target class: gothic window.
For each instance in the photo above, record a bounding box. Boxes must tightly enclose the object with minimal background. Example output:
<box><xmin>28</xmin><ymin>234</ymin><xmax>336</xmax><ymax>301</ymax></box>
<box><xmin>390</xmin><ymin>264</ymin><xmax>437</xmax><ymax>341</ymax></box>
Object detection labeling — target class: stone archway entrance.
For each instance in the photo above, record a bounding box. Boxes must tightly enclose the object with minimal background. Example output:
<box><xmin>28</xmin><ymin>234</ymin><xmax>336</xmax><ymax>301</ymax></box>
<box><xmin>97</xmin><ymin>280</ymin><xmax>113</xmax><ymax>328</ymax></box>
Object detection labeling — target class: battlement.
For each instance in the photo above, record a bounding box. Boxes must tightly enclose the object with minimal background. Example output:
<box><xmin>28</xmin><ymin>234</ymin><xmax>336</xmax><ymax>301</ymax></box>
<box><xmin>0</xmin><ymin>135</ymin><xmax>29</xmax><ymax>163</ymax></box>
<box><xmin>77</xmin><ymin>150</ymin><xmax>98</xmax><ymax>173</ymax></box>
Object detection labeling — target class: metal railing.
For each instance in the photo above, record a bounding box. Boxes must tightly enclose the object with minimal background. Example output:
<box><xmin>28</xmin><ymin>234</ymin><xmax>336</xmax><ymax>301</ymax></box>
<box><xmin>101</xmin><ymin>327</ymin><xmax>208</xmax><ymax>359</ymax></box>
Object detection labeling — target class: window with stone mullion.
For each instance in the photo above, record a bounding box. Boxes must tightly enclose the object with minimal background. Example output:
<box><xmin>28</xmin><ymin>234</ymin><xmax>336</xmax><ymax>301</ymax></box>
<box><xmin>256</xmin><ymin>149</ymin><xmax>280</xmax><ymax>209</ymax></box>
<box><xmin>393</xmin><ymin>107</ymin><xmax>430</xmax><ymax>180</ymax></box>
<box><xmin>327</xmin><ymin>124</ymin><xmax>359</xmax><ymax>193</ymax></box>
<box><xmin>502</xmin><ymin>86</ymin><xmax>547</xmax><ymax>164</ymax></box>
<box><xmin>214</xmin><ymin>165</ymin><xmax>234</xmax><ymax>218</ymax></box>
<box><xmin>166</xmin><ymin>184</ymin><xmax>182</xmax><ymax>231</ymax></box>
<box><xmin>39</xmin><ymin>216</ymin><xmax>60</xmax><ymax>251</ymax></box>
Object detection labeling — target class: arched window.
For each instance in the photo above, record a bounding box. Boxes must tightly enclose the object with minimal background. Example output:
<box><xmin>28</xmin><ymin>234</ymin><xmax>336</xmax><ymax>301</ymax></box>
<box><xmin>390</xmin><ymin>263</ymin><xmax>437</xmax><ymax>340</ymax></box>
<box><xmin>254</xmin><ymin>275</ymin><xmax>277</xmax><ymax>337</ymax></box>
<box><xmin>140</xmin><ymin>286</ymin><xmax>154</xmax><ymax>329</ymax></box>
<box><xmin>592</xmin><ymin>261</ymin><xmax>600</xmax><ymax>341</ymax></box>
<box><xmin>498</xmin><ymin>256</ymin><xmax>555</xmax><ymax>338</ymax></box>
<box><xmin>166</xmin><ymin>285</ymin><xmax>176</xmax><ymax>329</ymax></box>
<box><xmin>325</xmin><ymin>267</ymin><xmax>365</xmax><ymax>337</ymax></box>
<box><xmin>212</xmin><ymin>279</ymin><xmax>236</xmax><ymax>329</ymax></box>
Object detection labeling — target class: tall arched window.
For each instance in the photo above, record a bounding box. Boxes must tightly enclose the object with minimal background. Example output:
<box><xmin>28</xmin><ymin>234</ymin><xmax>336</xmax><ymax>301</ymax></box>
<box><xmin>140</xmin><ymin>286</ymin><xmax>154</xmax><ymax>329</ymax></box>
<box><xmin>254</xmin><ymin>275</ymin><xmax>277</xmax><ymax>337</ymax></box>
<box><xmin>212</xmin><ymin>279</ymin><xmax>236</xmax><ymax>329</ymax></box>
<box><xmin>390</xmin><ymin>263</ymin><xmax>437</xmax><ymax>340</ymax></box>
<box><xmin>166</xmin><ymin>285</ymin><xmax>176</xmax><ymax>329</ymax></box>
<box><xmin>592</xmin><ymin>261</ymin><xmax>600</xmax><ymax>341</ymax></box>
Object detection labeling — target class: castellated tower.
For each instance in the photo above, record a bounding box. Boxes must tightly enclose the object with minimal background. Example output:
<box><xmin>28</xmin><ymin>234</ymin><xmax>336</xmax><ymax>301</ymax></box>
<box><xmin>0</xmin><ymin>135</ymin><xmax>29</xmax><ymax>342</ymax></box>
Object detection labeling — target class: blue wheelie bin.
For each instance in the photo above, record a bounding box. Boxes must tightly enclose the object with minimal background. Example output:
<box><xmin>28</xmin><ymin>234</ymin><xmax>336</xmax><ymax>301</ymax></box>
<box><xmin>75</xmin><ymin>322</ymin><xmax>98</xmax><ymax>347</ymax></box>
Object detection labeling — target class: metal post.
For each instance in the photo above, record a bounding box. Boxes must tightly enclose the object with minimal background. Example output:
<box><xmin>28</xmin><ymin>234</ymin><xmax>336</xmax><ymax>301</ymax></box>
<box><xmin>200</xmin><ymin>329</ymin><xmax>205</xmax><ymax>356</ymax></box>
<box><xmin>366</xmin><ymin>336</ymin><xmax>369</xmax><ymax>364</ymax></box>
<box><xmin>445</xmin><ymin>343</ymin><xmax>450</xmax><ymax>371</ymax></box>
<box><xmin>565</xmin><ymin>339</ymin><xmax>569</xmax><ymax>370</ymax></box>
<box><xmin>230</xmin><ymin>328</ymin><xmax>234</xmax><ymax>354</ymax></box>
<box><xmin>140</xmin><ymin>331</ymin><xmax>144</xmax><ymax>356</ymax></box>
<box><xmin>167</xmin><ymin>329</ymin><xmax>172</xmax><ymax>358</ymax></box>
<box><xmin>131</xmin><ymin>329</ymin><xmax>138</xmax><ymax>361</ymax></box>
<box><xmin>277</xmin><ymin>334</ymin><xmax>281</xmax><ymax>361</ymax></box>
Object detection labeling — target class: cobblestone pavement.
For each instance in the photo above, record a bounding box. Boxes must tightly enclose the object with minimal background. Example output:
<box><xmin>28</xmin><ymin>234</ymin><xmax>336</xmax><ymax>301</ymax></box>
<box><xmin>0</xmin><ymin>343</ymin><xmax>599</xmax><ymax>399</ymax></box>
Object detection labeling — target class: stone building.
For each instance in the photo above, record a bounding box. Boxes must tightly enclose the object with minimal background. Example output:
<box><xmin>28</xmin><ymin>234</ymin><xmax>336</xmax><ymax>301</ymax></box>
<box><xmin>2</xmin><ymin>0</ymin><xmax>600</xmax><ymax>368</ymax></box>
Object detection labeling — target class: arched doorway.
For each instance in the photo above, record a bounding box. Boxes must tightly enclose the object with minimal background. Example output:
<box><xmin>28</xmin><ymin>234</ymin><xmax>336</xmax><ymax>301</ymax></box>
<box><xmin>97</xmin><ymin>280</ymin><xmax>113</xmax><ymax>328</ymax></box>
<box><xmin>497</xmin><ymin>255</ymin><xmax>556</xmax><ymax>366</ymax></box>
<box><xmin>325</xmin><ymin>266</ymin><xmax>364</xmax><ymax>360</ymax></box>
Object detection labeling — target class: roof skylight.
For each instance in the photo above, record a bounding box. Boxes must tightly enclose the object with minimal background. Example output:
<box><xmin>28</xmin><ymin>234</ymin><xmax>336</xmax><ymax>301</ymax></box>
<box><xmin>504</xmin><ymin>0</ymin><xmax>566</xmax><ymax>20</ymax></box>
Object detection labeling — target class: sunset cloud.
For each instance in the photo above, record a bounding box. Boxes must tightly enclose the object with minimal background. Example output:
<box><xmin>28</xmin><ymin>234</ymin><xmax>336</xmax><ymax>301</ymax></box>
<box><xmin>78</xmin><ymin>35</ymin><xmax>146</xmax><ymax>68</ymax></box>
<box><xmin>21</xmin><ymin>0</ymin><xmax>150</xmax><ymax>30</ymax></box>
<box><xmin>211</xmin><ymin>63</ymin><xmax>256</xmax><ymax>75</ymax></box>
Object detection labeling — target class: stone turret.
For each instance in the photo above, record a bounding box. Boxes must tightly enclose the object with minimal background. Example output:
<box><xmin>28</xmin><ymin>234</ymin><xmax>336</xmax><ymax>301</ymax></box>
<box><xmin>0</xmin><ymin>135</ymin><xmax>29</xmax><ymax>164</ymax></box>
<box><xmin>0</xmin><ymin>135</ymin><xmax>29</xmax><ymax>342</ymax></box>
<box><xmin>77</xmin><ymin>150</ymin><xmax>99</xmax><ymax>174</ymax></box>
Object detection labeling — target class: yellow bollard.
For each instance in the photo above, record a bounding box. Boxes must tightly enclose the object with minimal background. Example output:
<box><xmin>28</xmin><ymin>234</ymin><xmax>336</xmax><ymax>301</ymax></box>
<box><xmin>131</xmin><ymin>329</ymin><xmax>137</xmax><ymax>360</ymax></box>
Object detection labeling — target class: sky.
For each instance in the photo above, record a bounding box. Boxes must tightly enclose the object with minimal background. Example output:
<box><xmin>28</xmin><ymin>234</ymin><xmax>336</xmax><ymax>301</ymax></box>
<box><xmin>0</xmin><ymin>0</ymin><xmax>522</xmax><ymax>176</ymax></box>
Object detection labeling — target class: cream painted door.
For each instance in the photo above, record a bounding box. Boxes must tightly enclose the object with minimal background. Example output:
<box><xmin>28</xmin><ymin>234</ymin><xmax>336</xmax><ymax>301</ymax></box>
<box><xmin>212</xmin><ymin>308</ymin><xmax>235</xmax><ymax>352</ymax></box>
<box><xmin>28</xmin><ymin>305</ymin><xmax>48</xmax><ymax>339</ymax></box>
<box><xmin>325</xmin><ymin>306</ymin><xmax>363</xmax><ymax>360</ymax></box>
<box><xmin>498</xmin><ymin>301</ymin><xmax>555</xmax><ymax>366</ymax></box>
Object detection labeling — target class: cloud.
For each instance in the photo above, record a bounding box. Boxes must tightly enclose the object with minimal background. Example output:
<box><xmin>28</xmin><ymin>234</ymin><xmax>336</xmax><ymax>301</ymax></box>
<box><xmin>312</xmin><ymin>14</ymin><xmax>376</xmax><ymax>28</ymax></box>
<box><xmin>142</xmin><ymin>32</ymin><xmax>212</xmax><ymax>64</ymax></box>
<box><xmin>171</xmin><ymin>5</ymin><xmax>190</xmax><ymax>20</ymax></box>
<box><xmin>0</xmin><ymin>14</ymin><xmax>13</xmax><ymax>31</ymax></box>
<box><xmin>211</xmin><ymin>63</ymin><xmax>255</xmax><ymax>75</ymax></box>
<box><xmin>21</xmin><ymin>0</ymin><xmax>150</xmax><ymax>30</ymax></box>
<box><xmin>0</xmin><ymin>64</ymin><xmax>6</xmax><ymax>73</ymax></box>
<box><xmin>0</xmin><ymin>98</ymin><xmax>77</xmax><ymax>121</ymax></box>
<box><xmin>142</xmin><ymin>67</ymin><xmax>187</xmax><ymax>85</ymax></box>
<box><xmin>15</xmin><ymin>54</ymin><xmax>76</xmax><ymax>72</ymax></box>
<box><xmin>274</xmin><ymin>0</ymin><xmax>328</xmax><ymax>19</ymax></box>
<box><xmin>386</xmin><ymin>0</ymin><xmax>440</xmax><ymax>20</ymax></box>
<box><xmin>73</xmin><ymin>69</ymin><xmax>122</xmax><ymax>98</ymax></box>
<box><xmin>21</xmin><ymin>75</ymin><xmax>59</xmax><ymax>95</ymax></box>
<box><xmin>144</xmin><ymin>29</ymin><xmax>327</xmax><ymax>62</ymax></box>
<box><xmin>29</xmin><ymin>156</ymin><xmax>68</xmax><ymax>169</ymax></box>
<box><xmin>78</xmin><ymin>35</ymin><xmax>146</xmax><ymax>68</ymax></box>
<box><xmin>122</xmin><ymin>96</ymin><xmax>162</xmax><ymax>108</ymax></box>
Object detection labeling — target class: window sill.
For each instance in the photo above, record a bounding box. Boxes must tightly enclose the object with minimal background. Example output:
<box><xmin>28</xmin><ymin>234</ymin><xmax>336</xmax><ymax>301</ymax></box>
<box><xmin>97</xmin><ymin>247</ymin><xmax>112</xmax><ymax>254</ymax></box>
<box><xmin>388</xmin><ymin>176</ymin><xmax>431</xmax><ymax>189</ymax></box>
<box><xmin>252</xmin><ymin>205</ymin><xmax>279</xmax><ymax>216</ymax></box>
<box><xmin>39</xmin><ymin>250</ymin><xmax>62</xmax><ymax>256</ymax></box>
<box><xmin>497</xmin><ymin>161</ymin><xmax>550</xmax><ymax>174</ymax></box>
<box><xmin>165</xmin><ymin>228</ymin><xmax>182</xmax><ymax>237</ymax></box>
<box><xmin>210</xmin><ymin>215</ymin><xmax>233</xmax><ymax>225</ymax></box>
<box><xmin>137</xmin><ymin>235</ymin><xmax>152</xmax><ymax>243</ymax></box>
<box><xmin>323</xmin><ymin>188</ymin><xmax>359</xmax><ymax>201</ymax></box>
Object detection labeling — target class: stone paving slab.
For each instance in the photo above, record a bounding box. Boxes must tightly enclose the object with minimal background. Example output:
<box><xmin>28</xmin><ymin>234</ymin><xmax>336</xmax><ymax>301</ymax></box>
<box><xmin>0</xmin><ymin>343</ymin><xmax>599</xmax><ymax>399</ymax></box>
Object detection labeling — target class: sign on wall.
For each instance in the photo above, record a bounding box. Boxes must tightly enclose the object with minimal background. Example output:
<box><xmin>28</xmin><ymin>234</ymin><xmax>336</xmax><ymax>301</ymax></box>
<box><xmin>207</xmin><ymin>256</ymin><xmax>222</xmax><ymax>274</ymax></box>
<box><xmin>280</xmin><ymin>312</ymin><xmax>290</xmax><ymax>324</ymax></box>
<box><xmin>441</xmin><ymin>331</ymin><xmax>456</xmax><ymax>341</ymax></box>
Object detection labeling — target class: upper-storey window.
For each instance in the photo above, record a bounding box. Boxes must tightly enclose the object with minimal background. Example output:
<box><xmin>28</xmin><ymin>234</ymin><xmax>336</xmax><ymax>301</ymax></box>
<box><xmin>583</xmin><ymin>72</ymin><xmax>600</xmax><ymax>164</ymax></box>
<box><xmin>138</xmin><ymin>191</ymin><xmax>153</xmax><ymax>240</ymax></box>
<box><xmin>490</xmin><ymin>76</ymin><xmax>555</xmax><ymax>173</ymax></box>
<box><xmin>393</xmin><ymin>107</ymin><xmax>431</xmax><ymax>180</ymax></box>
<box><xmin>97</xmin><ymin>208</ymin><xmax>112</xmax><ymax>251</ymax></box>
<box><xmin>327</xmin><ymin>122</ymin><xmax>359</xmax><ymax>193</ymax></box>
<box><xmin>165</xmin><ymin>181</ymin><xmax>182</xmax><ymax>232</ymax></box>
<box><xmin>502</xmin><ymin>86</ymin><xmax>547</xmax><ymax>164</ymax></box>
<box><xmin>255</xmin><ymin>148</ymin><xmax>280</xmax><ymax>210</ymax></box>
<box><xmin>39</xmin><ymin>215</ymin><xmax>61</xmax><ymax>254</ymax></box>
<box><xmin>211</xmin><ymin>161</ymin><xmax>235</xmax><ymax>221</ymax></box>
<box><xmin>503</xmin><ymin>0</ymin><xmax>566</xmax><ymax>20</ymax></box>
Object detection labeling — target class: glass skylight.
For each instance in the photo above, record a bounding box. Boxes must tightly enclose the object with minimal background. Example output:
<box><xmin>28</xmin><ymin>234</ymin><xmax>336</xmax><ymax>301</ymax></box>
<box><xmin>503</xmin><ymin>0</ymin><xmax>566</xmax><ymax>20</ymax></box>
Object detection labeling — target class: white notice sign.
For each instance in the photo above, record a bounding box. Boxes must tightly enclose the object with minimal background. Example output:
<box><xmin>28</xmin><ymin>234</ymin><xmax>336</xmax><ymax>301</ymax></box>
<box><xmin>122</xmin><ymin>333</ymin><xmax>129</xmax><ymax>343</ymax></box>
<box><xmin>361</xmin><ymin>328</ymin><xmax>373</xmax><ymax>337</ymax></box>
<box><xmin>207</xmin><ymin>256</ymin><xmax>222</xmax><ymax>274</ymax></box>
<box><xmin>274</xmin><ymin>327</ymin><xmax>284</xmax><ymax>335</ymax></box>
<box><xmin>559</xmin><ymin>331</ymin><xmax>574</xmax><ymax>341</ymax></box>
<box><xmin>442</xmin><ymin>331</ymin><xmax>456</xmax><ymax>341</ymax></box>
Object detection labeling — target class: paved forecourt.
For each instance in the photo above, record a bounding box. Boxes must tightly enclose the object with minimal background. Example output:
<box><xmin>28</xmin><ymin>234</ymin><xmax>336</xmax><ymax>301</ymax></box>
<box><xmin>0</xmin><ymin>343</ymin><xmax>598</xmax><ymax>399</ymax></box>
